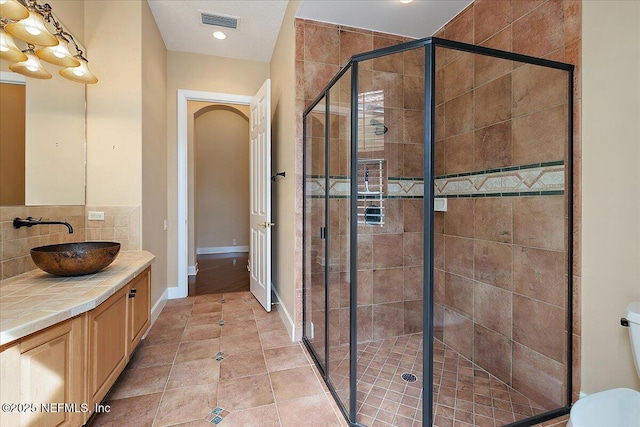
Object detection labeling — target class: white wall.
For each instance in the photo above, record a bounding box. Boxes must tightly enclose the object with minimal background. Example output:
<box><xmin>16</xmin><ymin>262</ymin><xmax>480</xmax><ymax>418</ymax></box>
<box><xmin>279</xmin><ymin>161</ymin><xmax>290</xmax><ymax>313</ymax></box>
<box><xmin>85</xmin><ymin>0</ymin><xmax>142</xmax><ymax>207</ymax></box>
<box><xmin>195</xmin><ymin>105</ymin><xmax>250</xmax><ymax>251</ymax></box>
<box><xmin>582</xmin><ymin>0</ymin><xmax>640</xmax><ymax>392</ymax></box>
<box><xmin>85</xmin><ymin>0</ymin><xmax>168</xmax><ymax>309</ymax></box>
<box><xmin>270</xmin><ymin>0</ymin><xmax>301</xmax><ymax>338</ymax></box>
<box><xmin>141</xmin><ymin>0</ymin><xmax>168</xmax><ymax>307</ymax></box>
<box><xmin>166</xmin><ymin>52</ymin><xmax>269</xmax><ymax>289</ymax></box>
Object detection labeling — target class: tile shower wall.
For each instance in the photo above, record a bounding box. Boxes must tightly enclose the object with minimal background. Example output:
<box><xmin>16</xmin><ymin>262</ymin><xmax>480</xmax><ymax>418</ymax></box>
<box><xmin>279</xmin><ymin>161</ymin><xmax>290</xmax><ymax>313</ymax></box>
<box><xmin>297</xmin><ymin>20</ymin><xmax>425</xmax><ymax>347</ymax></box>
<box><xmin>348</xmin><ymin>41</ymin><xmax>427</xmax><ymax>344</ymax></box>
<box><xmin>431</xmin><ymin>0</ymin><xmax>581</xmax><ymax>409</ymax></box>
<box><xmin>326</xmin><ymin>196</ymin><xmax>426</xmax><ymax>347</ymax></box>
<box><xmin>0</xmin><ymin>206</ymin><xmax>86</xmax><ymax>279</ymax></box>
<box><xmin>298</xmin><ymin>0</ymin><xmax>582</xmax><ymax>413</ymax></box>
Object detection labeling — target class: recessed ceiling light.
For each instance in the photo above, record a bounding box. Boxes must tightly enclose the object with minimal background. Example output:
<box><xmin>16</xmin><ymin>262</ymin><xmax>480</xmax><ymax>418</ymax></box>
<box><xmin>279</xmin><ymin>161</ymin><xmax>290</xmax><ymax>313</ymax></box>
<box><xmin>400</xmin><ymin>0</ymin><xmax>414</xmax><ymax>3</ymax></box>
<box><xmin>213</xmin><ymin>31</ymin><xmax>226</xmax><ymax>40</ymax></box>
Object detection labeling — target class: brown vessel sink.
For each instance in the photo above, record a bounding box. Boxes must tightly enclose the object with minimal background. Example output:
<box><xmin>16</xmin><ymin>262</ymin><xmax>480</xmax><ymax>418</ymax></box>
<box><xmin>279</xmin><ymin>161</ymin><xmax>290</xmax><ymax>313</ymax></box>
<box><xmin>31</xmin><ymin>242</ymin><xmax>121</xmax><ymax>277</ymax></box>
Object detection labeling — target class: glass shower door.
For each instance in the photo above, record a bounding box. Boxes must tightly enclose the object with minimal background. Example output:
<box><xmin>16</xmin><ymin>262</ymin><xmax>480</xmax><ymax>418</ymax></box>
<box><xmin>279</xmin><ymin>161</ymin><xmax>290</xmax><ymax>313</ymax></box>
<box><xmin>304</xmin><ymin>99</ymin><xmax>328</xmax><ymax>372</ymax></box>
<box><xmin>327</xmin><ymin>74</ymin><xmax>351</xmax><ymax>415</ymax></box>
<box><xmin>303</xmin><ymin>67</ymin><xmax>354</xmax><ymax>422</ymax></box>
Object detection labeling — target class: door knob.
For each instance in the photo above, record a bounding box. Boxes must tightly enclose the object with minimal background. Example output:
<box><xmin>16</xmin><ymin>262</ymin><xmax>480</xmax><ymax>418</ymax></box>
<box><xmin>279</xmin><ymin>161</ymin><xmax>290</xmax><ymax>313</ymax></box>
<box><xmin>259</xmin><ymin>222</ymin><xmax>275</xmax><ymax>228</ymax></box>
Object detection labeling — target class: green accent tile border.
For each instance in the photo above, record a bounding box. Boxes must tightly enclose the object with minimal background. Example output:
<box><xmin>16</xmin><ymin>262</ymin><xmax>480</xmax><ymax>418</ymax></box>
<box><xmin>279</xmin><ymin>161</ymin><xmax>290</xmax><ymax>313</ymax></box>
<box><xmin>388</xmin><ymin>176</ymin><xmax>424</xmax><ymax>181</ymax></box>
<box><xmin>443</xmin><ymin>190</ymin><xmax>565</xmax><ymax>198</ymax></box>
<box><xmin>434</xmin><ymin>160</ymin><xmax>565</xmax><ymax>180</ymax></box>
<box><xmin>306</xmin><ymin>161</ymin><xmax>565</xmax><ymax>199</ymax></box>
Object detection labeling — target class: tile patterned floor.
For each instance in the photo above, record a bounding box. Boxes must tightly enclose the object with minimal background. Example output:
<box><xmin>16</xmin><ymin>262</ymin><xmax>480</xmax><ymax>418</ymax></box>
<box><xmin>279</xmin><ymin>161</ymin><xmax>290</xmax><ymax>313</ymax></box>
<box><xmin>87</xmin><ymin>291</ymin><xmax>348</xmax><ymax>427</ymax></box>
<box><xmin>356</xmin><ymin>335</ymin><xmax>424</xmax><ymax>427</ymax></box>
<box><xmin>316</xmin><ymin>334</ymin><xmax>566</xmax><ymax>427</ymax></box>
<box><xmin>431</xmin><ymin>340</ymin><xmax>550</xmax><ymax>427</ymax></box>
<box><xmin>88</xmin><ymin>291</ymin><xmax>570</xmax><ymax>427</ymax></box>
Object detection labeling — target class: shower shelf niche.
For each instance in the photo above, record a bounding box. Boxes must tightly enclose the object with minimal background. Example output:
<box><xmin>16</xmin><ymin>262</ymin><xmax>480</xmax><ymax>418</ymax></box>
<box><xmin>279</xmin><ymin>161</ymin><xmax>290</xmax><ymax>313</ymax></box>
<box><xmin>357</xmin><ymin>159</ymin><xmax>385</xmax><ymax>226</ymax></box>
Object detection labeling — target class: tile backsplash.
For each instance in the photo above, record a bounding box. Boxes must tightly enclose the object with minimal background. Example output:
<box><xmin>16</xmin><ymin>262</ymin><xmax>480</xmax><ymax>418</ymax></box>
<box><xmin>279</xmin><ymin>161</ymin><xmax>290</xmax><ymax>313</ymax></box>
<box><xmin>0</xmin><ymin>205</ymin><xmax>140</xmax><ymax>280</ymax></box>
<box><xmin>85</xmin><ymin>206</ymin><xmax>140</xmax><ymax>251</ymax></box>
<box><xmin>0</xmin><ymin>206</ymin><xmax>85</xmax><ymax>280</ymax></box>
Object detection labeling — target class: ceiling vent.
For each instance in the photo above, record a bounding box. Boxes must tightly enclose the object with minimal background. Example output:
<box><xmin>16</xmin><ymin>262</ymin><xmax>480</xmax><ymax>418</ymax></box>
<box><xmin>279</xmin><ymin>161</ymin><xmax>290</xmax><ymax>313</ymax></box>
<box><xmin>200</xmin><ymin>12</ymin><xmax>239</xmax><ymax>30</ymax></box>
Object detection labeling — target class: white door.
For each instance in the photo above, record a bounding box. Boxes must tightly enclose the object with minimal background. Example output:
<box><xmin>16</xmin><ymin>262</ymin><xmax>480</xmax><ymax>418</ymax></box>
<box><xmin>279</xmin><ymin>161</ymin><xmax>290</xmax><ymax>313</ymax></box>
<box><xmin>249</xmin><ymin>79</ymin><xmax>272</xmax><ymax>312</ymax></box>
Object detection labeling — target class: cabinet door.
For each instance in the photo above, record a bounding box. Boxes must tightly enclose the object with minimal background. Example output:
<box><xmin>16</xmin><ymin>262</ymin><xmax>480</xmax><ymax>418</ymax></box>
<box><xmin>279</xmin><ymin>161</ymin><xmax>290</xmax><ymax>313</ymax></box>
<box><xmin>3</xmin><ymin>317</ymin><xmax>84</xmax><ymax>427</ymax></box>
<box><xmin>0</xmin><ymin>343</ymin><xmax>21</xmax><ymax>427</ymax></box>
<box><xmin>128</xmin><ymin>268</ymin><xmax>151</xmax><ymax>353</ymax></box>
<box><xmin>89</xmin><ymin>285</ymin><xmax>128</xmax><ymax>408</ymax></box>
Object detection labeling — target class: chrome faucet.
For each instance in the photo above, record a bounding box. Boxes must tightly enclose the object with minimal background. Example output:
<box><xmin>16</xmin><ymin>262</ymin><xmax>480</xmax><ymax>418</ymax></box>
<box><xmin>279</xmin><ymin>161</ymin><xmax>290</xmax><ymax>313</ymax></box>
<box><xmin>13</xmin><ymin>217</ymin><xmax>74</xmax><ymax>234</ymax></box>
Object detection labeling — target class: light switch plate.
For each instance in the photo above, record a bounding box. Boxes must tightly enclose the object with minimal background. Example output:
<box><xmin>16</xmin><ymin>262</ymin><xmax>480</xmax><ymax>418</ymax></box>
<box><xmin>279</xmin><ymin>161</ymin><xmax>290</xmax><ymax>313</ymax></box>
<box><xmin>88</xmin><ymin>211</ymin><xmax>105</xmax><ymax>221</ymax></box>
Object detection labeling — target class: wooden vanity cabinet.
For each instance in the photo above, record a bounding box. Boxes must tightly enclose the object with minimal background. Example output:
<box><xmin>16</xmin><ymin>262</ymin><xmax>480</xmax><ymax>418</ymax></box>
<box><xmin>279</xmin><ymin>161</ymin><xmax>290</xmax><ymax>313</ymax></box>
<box><xmin>88</xmin><ymin>267</ymin><xmax>151</xmax><ymax>412</ymax></box>
<box><xmin>87</xmin><ymin>285</ymin><xmax>128</xmax><ymax>409</ymax></box>
<box><xmin>0</xmin><ymin>267</ymin><xmax>152</xmax><ymax>426</ymax></box>
<box><xmin>0</xmin><ymin>316</ymin><xmax>86</xmax><ymax>427</ymax></box>
<box><xmin>127</xmin><ymin>268</ymin><xmax>150</xmax><ymax>353</ymax></box>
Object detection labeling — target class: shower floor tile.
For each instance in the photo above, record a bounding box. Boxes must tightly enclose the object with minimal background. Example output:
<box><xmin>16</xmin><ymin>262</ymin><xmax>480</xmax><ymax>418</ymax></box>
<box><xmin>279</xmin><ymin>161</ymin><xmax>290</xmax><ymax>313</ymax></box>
<box><xmin>338</xmin><ymin>334</ymin><xmax>552</xmax><ymax>426</ymax></box>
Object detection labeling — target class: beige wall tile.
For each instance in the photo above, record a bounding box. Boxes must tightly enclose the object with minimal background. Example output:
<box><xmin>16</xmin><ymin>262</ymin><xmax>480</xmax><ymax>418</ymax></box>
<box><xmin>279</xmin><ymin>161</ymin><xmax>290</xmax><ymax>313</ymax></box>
<box><xmin>0</xmin><ymin>205</ymin><xmax>86</xmax><ymax>279</ymax></box>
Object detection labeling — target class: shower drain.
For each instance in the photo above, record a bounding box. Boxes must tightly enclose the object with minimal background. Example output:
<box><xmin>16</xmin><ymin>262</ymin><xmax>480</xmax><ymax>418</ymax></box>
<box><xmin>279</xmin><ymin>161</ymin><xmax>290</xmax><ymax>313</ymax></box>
<box><xmin>401</xmin><ymin>372</ymin><xmax>417</xmax><ymax>383</ymax></box>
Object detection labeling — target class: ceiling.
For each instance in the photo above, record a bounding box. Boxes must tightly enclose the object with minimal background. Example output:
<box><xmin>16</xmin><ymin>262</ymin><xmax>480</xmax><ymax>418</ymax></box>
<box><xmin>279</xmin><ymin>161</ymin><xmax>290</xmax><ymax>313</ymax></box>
<box><xmin>147</xmin><ymin>0</ymin><xmax>472</xmax><ymax>63</ymax></box>
<box><xmin>296</xmin><ymin>0</ymin><xmax>472</xmax><ymax>39</ymax></box>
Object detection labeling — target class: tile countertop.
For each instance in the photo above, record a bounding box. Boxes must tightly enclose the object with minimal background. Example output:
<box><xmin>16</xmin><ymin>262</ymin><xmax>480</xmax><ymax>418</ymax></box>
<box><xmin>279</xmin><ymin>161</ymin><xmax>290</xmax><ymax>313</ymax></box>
<box><xmin>0</xmin><ymin>250</ymin><xmax>155</xmax><ymax>347</ymax></box>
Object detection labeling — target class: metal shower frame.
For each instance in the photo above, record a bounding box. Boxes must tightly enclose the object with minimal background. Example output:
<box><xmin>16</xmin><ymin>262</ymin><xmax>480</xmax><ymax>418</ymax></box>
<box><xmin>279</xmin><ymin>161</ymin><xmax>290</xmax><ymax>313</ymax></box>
<box><xmin>302</xmin><ymin>36</ymin><xmax>575</xmax><ymax>427</ymax></box>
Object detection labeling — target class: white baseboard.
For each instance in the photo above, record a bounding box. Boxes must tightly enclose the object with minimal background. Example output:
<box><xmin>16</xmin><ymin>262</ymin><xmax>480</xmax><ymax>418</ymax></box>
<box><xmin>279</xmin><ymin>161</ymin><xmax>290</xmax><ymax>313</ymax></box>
<box><xmin>197</xmin><ymin>246</ymin><xmax>249</xmax><ymax>254</ymax></box>
<box><xmin>188</xmin><ymin>263</ymin><xmax>198</xmax><ymax>276</ymax></box>
<box><xmin>272</xmin><ymin>284</ymin><xmax>295</xmax><ymax>342</ymax></box>
<box><xmin>167</xmin><ymin>285</ymin><xmax>187</xmax><ymax>299</ymax></box>
<box><xmin>145</xmin><ymin>288</ymin><xmax>168</xmax><ymax>338</ymax></box>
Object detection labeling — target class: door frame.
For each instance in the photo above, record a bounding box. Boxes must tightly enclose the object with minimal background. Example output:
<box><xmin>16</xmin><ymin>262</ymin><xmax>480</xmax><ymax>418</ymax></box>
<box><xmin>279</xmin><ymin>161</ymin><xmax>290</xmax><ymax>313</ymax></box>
<box><xmin>172</xmin><ymin>89</ymin><xmax>253</xmax><ymax>299</ymax></box>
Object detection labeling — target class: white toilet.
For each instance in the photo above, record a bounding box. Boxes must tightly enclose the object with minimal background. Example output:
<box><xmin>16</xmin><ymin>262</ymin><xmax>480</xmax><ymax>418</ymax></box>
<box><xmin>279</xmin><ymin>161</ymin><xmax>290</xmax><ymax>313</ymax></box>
<box><xmin>567</xmin><ymin>302</ymin><xmax>640</xmax><ymax>427</ymax></box>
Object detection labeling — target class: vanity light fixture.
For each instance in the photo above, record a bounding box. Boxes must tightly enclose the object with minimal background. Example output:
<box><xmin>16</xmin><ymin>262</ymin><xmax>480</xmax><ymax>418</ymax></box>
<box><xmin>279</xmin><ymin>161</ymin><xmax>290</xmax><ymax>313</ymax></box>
<box><xmin>35</xmin><ymin>17</ymin><xmax>79</xmax><ymax>67</ymax></box>
<box><xmin>5</xmin><ymin>1</ymin><xmax>57</xmax><ymax>46</ymax></box>
<box><xmin>0</xmin><ymin>0</ymin><xmax>29</xmax><ymax>21</ymax></box>
<box><xmin>0</xmin><ymin>22</ymin><xmax>27</xmax><ymax>61</ymax></box>
<box><xmin>60</xmin><ymin>54</ymin><xmax>97</xmax><ymax>84</ymax></box>
<box><xmin>1</xmin><ymin>0</ymin><xmax>97</xmax><ymax>83</ymax></box>
<box><xmin>8</xmin><ymin>43</ymin><xmax>51</xmax><ymax>79</ymax></box>
<box><xmin>213</xmin><ymin>31</ymin><xmax>227</xmax><ymax>40</ymax></box>
<box><xmin>35</xmin><ymin>32</ymin><xmax>78</xmax><ymax>67</ymax></box>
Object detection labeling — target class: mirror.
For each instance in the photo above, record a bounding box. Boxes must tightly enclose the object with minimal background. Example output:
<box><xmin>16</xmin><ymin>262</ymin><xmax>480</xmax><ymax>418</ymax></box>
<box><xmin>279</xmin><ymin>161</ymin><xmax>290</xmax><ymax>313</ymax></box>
<box><xmin>0</xmin><ymin>10</ymin><xmax>86</xmax><ymax>207</ymax></box>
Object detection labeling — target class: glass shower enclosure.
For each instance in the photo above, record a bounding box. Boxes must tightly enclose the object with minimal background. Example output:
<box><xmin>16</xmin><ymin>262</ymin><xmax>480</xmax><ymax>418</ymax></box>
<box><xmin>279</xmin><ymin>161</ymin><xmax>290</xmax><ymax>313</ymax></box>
<box><xmin>303</xmin><ymin>37</ymin><xmax>574</xmax><ymax>427</ymax></box>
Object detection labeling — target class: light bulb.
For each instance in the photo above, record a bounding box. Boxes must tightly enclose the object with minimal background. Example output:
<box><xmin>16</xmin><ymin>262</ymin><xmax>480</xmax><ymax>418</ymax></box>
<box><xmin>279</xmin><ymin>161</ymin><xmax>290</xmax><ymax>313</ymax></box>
<box><xmin>26</xmin><ymin>25</ymin><xmax>41</xmax><ymax>36</ymax></box>
<box><xmin>23</xmin><ymin>54</ymin><xmax>41</xmax><ymax>71</ymax></box>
